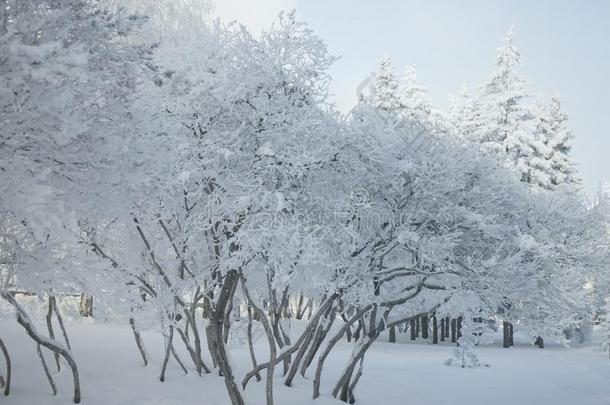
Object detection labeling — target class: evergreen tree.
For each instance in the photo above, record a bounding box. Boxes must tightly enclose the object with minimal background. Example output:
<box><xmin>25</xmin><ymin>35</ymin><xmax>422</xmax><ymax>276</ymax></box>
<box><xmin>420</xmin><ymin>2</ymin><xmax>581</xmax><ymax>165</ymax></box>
<box><xmin>547</xmin><ymin>96</ymin><xmax>579</xmax><ymax>187</ymax></box>
<box><xmin>516</xmin><ymin>100</ymin><xmax>554</xmax><ymax>189</ymax></box>
<box><xmin>448</xmin><ymin>85</ymin><xmax>485</xmax><ymax>141</ymax></box>
<box><xmin>399</xmin><ymin>65</ymin><xmax>432</xmax><ymax>123</ymax></box>
<box><xmin>477</xmin><ymin>27</ymin><xmax>533</xmax><ymax>165</ymax></box>
<box><xmin>370</xmin><ymin>55</ymin><xmax>402</xmax><ymax>114</ymax></box>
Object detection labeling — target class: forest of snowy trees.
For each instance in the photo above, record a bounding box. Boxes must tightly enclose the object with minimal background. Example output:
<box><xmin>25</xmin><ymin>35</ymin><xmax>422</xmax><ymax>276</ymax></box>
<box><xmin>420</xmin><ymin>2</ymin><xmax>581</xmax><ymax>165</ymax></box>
<box><xmin>1</xmin><ymin>1</ymin><xmax>610</xmax><ymax>405</ymax></box>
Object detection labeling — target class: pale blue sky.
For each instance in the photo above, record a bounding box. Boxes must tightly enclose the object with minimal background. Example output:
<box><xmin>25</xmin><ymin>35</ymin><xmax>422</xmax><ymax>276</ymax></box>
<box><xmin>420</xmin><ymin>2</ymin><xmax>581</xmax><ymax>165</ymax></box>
<box><xmin>215</xmin><ymin>0</ymin><xmax>610</xmax><ymax>195</ymax></box>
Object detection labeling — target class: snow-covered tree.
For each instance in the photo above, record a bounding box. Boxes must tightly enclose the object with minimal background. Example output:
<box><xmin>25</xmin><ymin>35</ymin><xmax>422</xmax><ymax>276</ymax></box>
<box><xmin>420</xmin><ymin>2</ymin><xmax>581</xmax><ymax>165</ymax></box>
<box><xmin>515</xmin><ymin>99</ymin><xmax>554</xmax><ymax>188</ymax></box>
<box><xmin>399</xmin><ymin>65</ymin><xmax>432</xmax><ymax>122</ymax></box>
<box><xmin>476</xmin><ymin>27</ymin><xmax>533</xmax><ymax>166</ymax></box>
<box><xmin>546</xmin><ymin>96</ymin><xmax>579</xmax><ymax>187</ymax></box>
<box><xmin>370</xmin><ymin>56</ymin><xmax>402</xmax><ymax>114</ymax></box>
<box><xmin>1</xmin><ymin>3</ymin><xmax>607</xmax><ymax>405</ymax></box>
<box><xmin>0</xmin><ymin>1</ymin><xmax>162</xmax><ymax>401</ymax></box>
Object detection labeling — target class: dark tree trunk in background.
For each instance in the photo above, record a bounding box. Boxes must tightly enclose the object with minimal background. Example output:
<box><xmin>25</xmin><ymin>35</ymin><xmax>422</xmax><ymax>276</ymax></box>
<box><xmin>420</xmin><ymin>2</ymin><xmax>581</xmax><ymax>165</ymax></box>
<box><xmin>202</xmin><ymin>296</ymin><xmax>211</xmax><ymax>319</ymax></box>
<box><xmin>78</xmin><ymin>294</ymin><xmax>93</xmax><ymax>317</ymax></box>
<box><xmin>509</xmin><ymin>323</ymin><xmax>514</xmax><ymax>346</ymax></box>
<box><xmin>410</xmin><ymin>319</ymin><xmax>416</xmax><ymax>341</ymax></box>
<box><xmin>474</xmin><ymin>317</ymin><xmax>483</xmax><ymax>337</ymax></box>
<box><xmin>415</xmin><ymin>317</ymin><xmax>420</xmax><ymax>338</ymax></box>
<box><xmin>456</xmin><ymin>316</ymin><xmax>463</xmax><ymax>342</ymax></box>
<box><xmin>534</xmin><ymin>336</ymin><xmax>544</xmax><ymax>348</ymax></box>
<box><xmin>389</xmin><ymin>326</ymin><xmax>396</xmax><ymax>343</ymax></box>
<box><xmin>295</xmin><ymin>295</ymin><xmax>305</xmax><ymax>320</ymax></box>
<box><xmin>421</xmin><ymin>315</ymin><xmax>429</xmax><ymax>339</ymax></box>
<box><xmin>432</xmin><ymin>315</ymin><xmax>438</xmax><ymax>344</ymax></box>
<box><xmin>451</xmin><ymin>319</ymin><xmax>457</xmax><ymax>343</ymax></box>
<box><xmin>503</xmin><ymin>321</ymin><xmax>511</xmax><ymax>348</ymax></box>
<box><xmin>445</xmin><ymin>316</ymin><xmax>450</xmax><ymax>337</ymax></box>
<box><xmin>439</xmin><ymin>318</ymin><xmax>445</xmax><ymax>342</ymax></box>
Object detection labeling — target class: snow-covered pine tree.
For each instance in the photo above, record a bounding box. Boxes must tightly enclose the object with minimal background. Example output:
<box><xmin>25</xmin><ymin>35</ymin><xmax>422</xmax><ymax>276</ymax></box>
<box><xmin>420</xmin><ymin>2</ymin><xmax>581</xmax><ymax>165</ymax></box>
<box><xmin>370</xmin><ymin>56</ymin><xmax>402</xmax><ymax>114</ymax></box>
<box><xmin>515</xmin><ymin>99</ymin><xmax>554</xmax><ymax>189</ymax></box>
<box><xmin>448</xmin><ymin>85</ymin><xmax>486</xmax><ymax>141</ymax></box>
<box><xmin>547</xmin><ymin>96</ymin><xmax>580</xmax><ymax>187</ymax></box>
<box><xmin>399</xmin><ymin>65</ymin><xmax>432</xmax><ymax>123</ymax></box>
<box><xmin>476</xmin><ymin>27</ymin><xmax>533</xmax><ymax>166</ymax></box>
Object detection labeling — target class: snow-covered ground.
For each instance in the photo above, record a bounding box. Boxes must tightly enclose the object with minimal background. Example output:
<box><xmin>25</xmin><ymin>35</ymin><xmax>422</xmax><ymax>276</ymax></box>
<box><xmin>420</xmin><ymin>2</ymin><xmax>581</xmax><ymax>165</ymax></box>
<box><xmin>1</xmin><ymin>319</ymin><xmax>610</xmax><ymax>405</ymax></box>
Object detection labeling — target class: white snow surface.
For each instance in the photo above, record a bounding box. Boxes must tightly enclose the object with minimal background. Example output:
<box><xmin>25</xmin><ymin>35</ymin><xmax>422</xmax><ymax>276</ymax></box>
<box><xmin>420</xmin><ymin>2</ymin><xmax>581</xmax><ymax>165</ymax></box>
<box><xmin>1</xmin><ymin>320</ymin><xmax>610</xmax><ymax>405</ymax></box>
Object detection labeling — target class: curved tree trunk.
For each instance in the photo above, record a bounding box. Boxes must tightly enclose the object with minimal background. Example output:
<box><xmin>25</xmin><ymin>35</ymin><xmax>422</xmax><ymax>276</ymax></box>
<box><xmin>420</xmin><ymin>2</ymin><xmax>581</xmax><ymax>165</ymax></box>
<box><xmin>37</xmin><ymin>343</ymin><xmax>57</xmax><ymax>396</ymax></box>
<box><xmin>241</xmin><ymin>278</ymin><xmax>277</xmax><ymax>405</ymax></box>
<box><xmin>284</xmin><ymin>325</ymin><xmax>315</xmax><ymax>386</ymax></box>
<box><xmin>160</xmin><ymin>325</ymin><xmax>173</xmax><ymax>382</ymax></box>
<box><xmin>2</xmin><ymin>292</ymin><xmax>81</xmax><ymax>403</ymax></box>
<box><xmin>243</xmin><ymin>293</ymin><xmax>338</xmax><ymax>390</ymax></box>
<box><xmin>0</xmin><ymin>337</ymin><xmax>11</xmax><ymax>396</ymax></box>
<box><xmin>301</xmin><ymin>306</ymin><xmax>337</xmax><ymax>376</ymax></box>
<box><xmin>46</xmin><ymin>296</ymin><xmax>61</xmax><ymax>372</ymax></box>
<box><xmin>129</xmin><ymin>318</ymin><xmax>149</xmax><ymax>366</ymax></box>
<box><xmin>53</xmin><ymin>297</ymin><xmax>71</xmax><ymax>350</ymax></box>
<box><xmin>170</xmin><ymin>342</ymin><xmax>188</xmax><ymax>375</ymax></box>
<box><xmin>208</xmin><ymin>270</ymin><xmax>245</xmax><ymax>405</ymax></box>
<box><xmin>313</xmin><ymin>304</ymin><xmax>374</xmax><ymax>399</ymax></box>
<box><xmin>246</xmin><ymin>306</ymin><xmax>262</xmax><ymax>382</ymax></box>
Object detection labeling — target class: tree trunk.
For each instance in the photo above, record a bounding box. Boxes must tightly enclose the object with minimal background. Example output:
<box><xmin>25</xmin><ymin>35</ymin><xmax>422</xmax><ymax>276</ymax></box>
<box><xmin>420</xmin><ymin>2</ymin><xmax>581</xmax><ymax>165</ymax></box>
<box><xmin>421</xmin><ymin>315</ymin><xmax>429</xmax><ymax>339</ymax></box>
<box><xmin>503</xmin><ymin>321</ymin><xmax>511</xmax><ymax>348</ymax></box>
<box><xmin>170</xmin><ymin>343</ymin><xmax>188</xmax><ymax>375</ymax></box>
<box><xmin>52</xmin><ymin>298</ymin><xmax>71</xmax><ymax>350</ymax></box>
<box><xmin>313</xmin><ymin>304</ymin><xmax>374</xmax><ymax>399</ymax></box>
<box><xmin>184</xmin><ymin>306</ymin><xmax>208</xmax><ymax>374</ymax></box>
<box><xmin>410</xmin><ymin>318</ymin><xmax>416</xmax><ymax>341</ymax></box>
<box><xmin>534</xmin><ymin>336</ymin><xmax>544</xmax><ymax>348</ymax></box>
<box><xmin>445</xmin><ymin>316</ymin><xmax>450</xmax><ymax>337</ymax></box>
<box><xmin>439</xmin><ymin>318</ymin><xmax>445</xmax><ymax>342</ymax></box>
<box><xmin>78</xmin><ymin>294</ymin><xmax>93</xmax><ymax>317</ymax></box>
<box><xmin>456</xmin><ymin>316</ymin><xmax>463</xmax><ymax>342</ymax></box>
<box><xmin>202</xmin><ymin>296</ymin><xmax>211</xmax><ymax>319</ymax></box>
<box><xmin>241</xmin><ymin>281</ymin><xmax>277</xmax><ymax>405</ymax></box>
<box><xmin>246</xmin><ymin>306</ymin><xmax>262</xmax><ymax>382</ymax></box>
<box><xmin>129</xmin><ymin>318</ymin><xmax>148</xmax><ymax>366</ymax></box>
<box><xmin>301</xmin><ymin>306</ymin><xmax>337</xmax><ymax>376</ymax></box>
<box><xmin>284</xmin><ymin>326</ymin><xmax>315</xmax><ymax>386</ymax></box>
<box><xmin>305</xmin><ymin>299</ymin><xmax>313</xmax><ymax>320</ymax></box>
<box><xmin>37</xmin><ymin>343</ymin><xmax>57</xmax><ymax>396</ymax></box>
<box><xmin>432</xmin><ymin>315</ymin><xmax>438</xmax><ymax>344</ymax></box>
<box><xmin>451</xmin><ymin>319</ymin><xmax>457</xmax><ymax>343</ymax></box>
<box><xmin>209</xmin><ymin>270</ymin><xmax>245</xmax><ymax>405</ymax></box>
<box><xmin>0</xmin><ymin>337</ymin><xmax>11</xmax><ymax>396</ymax></box>
<box><xmin>295</xmin><ymin>294</ymin><xmax>305</xmax><ymax>320</ymax></box>
<box><xmin>46</xmin><ymin>296</ymin><xmax>61</xmax><ymax>372</ymax></box>
<box><xmin>3</xmin><ymin>293</ymin><xmax>81</xmax><ymax>403</ymax></box>
<box><xmin>389</xmin><ymin>326</ymin><xmax>396</xmax><ymax>343</ymax></box>
<box><xmin>159</xmin><ymin>325</ymin><xmax>174</xmax><ymax>382</ymax></box>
